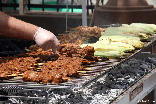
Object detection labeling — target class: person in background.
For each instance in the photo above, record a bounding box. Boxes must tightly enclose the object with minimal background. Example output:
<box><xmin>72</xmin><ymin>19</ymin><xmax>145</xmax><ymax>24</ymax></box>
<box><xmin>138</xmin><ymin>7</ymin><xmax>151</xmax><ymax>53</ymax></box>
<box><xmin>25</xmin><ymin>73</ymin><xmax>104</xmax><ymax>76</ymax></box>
<box><xmin>0</xmin><ymin>11</ymin><xmax>60</xmax><ymax>52</ymax></box>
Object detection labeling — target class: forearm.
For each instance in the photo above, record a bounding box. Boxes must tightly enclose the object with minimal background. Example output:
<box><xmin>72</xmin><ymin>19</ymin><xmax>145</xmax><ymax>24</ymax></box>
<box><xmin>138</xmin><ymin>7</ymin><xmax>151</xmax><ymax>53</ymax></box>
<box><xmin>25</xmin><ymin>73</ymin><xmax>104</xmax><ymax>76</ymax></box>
<box><xmin>0</xmin><ymin>11</ymin><xmax>60</xmax><ymax>52</ymax></box>
<box><xmin>0</xmin><ymin>11</ymin><xmax>39</xmax><ymax>40</ymax></box>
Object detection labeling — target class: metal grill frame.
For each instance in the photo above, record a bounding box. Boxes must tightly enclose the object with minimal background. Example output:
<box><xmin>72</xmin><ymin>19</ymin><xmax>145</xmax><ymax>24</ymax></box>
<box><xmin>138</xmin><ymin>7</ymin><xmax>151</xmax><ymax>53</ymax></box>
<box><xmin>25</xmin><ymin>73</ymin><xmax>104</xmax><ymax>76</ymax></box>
<box><xmin>0</xmin><ymin>36</ymin><xmax>155</xmax><ymax>104</ymax></box>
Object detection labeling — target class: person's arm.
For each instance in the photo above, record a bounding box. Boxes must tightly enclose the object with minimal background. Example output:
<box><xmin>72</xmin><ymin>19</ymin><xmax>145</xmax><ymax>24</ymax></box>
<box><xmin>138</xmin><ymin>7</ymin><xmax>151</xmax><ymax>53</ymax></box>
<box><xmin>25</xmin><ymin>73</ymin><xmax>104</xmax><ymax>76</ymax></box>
<box><xmin>0</xmin><ymin>11</ymin><xmax>60</xmax><ymax>52</ymax></box>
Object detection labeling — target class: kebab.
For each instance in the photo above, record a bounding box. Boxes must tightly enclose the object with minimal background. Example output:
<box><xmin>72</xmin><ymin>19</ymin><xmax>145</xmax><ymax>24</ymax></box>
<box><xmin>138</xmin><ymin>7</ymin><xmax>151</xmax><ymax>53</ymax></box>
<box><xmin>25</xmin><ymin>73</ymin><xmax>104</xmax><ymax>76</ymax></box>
<box><xmin>58</xmin><ymin>26</ymin><xmax>105</xmax><ymax>44</ymax></box>
<box><xmin>22</xmin><ymin>55</ymin><xmax>84</xmax><ymax>83</ymax></box>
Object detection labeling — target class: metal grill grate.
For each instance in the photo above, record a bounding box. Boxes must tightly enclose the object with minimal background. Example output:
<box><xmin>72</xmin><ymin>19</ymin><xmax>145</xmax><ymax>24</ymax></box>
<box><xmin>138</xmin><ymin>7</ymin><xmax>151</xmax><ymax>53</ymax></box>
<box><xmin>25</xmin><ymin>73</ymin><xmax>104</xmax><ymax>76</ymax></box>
<box><xmin>0</xmin><ymin>36</ymin><xmax>155</xmax><ymax>104</ymax></box>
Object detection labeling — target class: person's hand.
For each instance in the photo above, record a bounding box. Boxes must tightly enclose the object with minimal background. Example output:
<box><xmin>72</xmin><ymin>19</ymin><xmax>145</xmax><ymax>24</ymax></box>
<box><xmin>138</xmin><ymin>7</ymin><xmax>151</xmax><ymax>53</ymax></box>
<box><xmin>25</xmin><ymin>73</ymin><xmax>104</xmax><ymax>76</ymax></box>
<box><xmin>34</xmin><ymin>28</ymin><xmax>60</xmax><ymax>53</ymax></box>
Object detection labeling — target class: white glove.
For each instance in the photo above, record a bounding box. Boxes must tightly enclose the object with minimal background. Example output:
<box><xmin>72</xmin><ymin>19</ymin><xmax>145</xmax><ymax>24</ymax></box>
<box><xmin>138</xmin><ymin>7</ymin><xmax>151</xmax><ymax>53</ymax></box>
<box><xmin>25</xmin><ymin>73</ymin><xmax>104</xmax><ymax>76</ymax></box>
<box><xmin>34</xmin><ymin>27</ymin><xmax>60</xmax><ymax>53</ymax></box>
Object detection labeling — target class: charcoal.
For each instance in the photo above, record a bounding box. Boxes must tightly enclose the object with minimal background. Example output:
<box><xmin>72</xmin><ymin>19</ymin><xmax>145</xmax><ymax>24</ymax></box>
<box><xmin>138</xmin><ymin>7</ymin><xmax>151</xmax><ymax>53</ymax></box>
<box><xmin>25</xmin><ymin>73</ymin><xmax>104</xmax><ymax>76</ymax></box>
<box><xmin>115</xmin><ymin>73</ymin><xmax>124</xmax><ymax>78</ymax></box>
<box><xmin>110</xmin><ymin>84</ymin><xmax>123</xmax><ymax>89</ymax></box>
<box><xmin>119</xmin><ymin>68</ymin><xmax>127</xmax><ymax>74</ymax></box>
<box><xmin>138</xmin><ymin>71</ymin><xmax>146</xmax><ymax>76</ymax></box>
<box><xmin>87</xmin><ymin>97</ymin><xmax>93</xmax><ymax>100</ymax></box>
<box><xmin>107</xmin><ymin>75</ymin><xmax>115</xmax><ymax>81</ymax></box>
<box><xmin>147</xmin><ymin>57</ymin><xmax>156</xmax><ymax>65</ymax></box>
<box><xmin>111</xmin><ymin>69</ymin><xmax>121</xmax><ymax>76</ymax></box>
<box><xmin>116</xmin><ymin>78</ymin><xmax>124</xmax><ymax>81</ymax></box>
<box><xmin>140</xmin><ymin>64</ymin><xmax>151</xmax><ymax>71</ymax></box>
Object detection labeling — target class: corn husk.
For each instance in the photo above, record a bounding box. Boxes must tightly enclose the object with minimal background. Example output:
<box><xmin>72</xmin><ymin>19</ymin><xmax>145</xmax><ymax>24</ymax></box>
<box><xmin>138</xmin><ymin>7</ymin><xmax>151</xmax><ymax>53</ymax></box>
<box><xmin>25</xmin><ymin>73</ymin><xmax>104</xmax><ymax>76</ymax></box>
<box><xmin>94</xmin><ymin>51</ymin><xmax>124</xmax><ymax>58</ymax></box>
<box><xmin>122</xmin><ymin>24</ymin><xmax>154</xmax><ymax>35</ymax></box>
<box><xmin>130</xmin><ymin>23</ymin><xmax>156</xmax><ymax>32</ymax></box>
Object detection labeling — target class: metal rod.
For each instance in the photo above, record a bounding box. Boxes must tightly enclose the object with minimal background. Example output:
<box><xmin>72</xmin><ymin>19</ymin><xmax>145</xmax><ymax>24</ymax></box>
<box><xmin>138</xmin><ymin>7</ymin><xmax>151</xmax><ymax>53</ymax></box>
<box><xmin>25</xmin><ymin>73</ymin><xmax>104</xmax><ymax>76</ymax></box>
<box><xmin>57</xmin><ymin>0</ymin><xmax>59</xmax><ymax>12</ymax></box>
<box><xmin>71</xmin><ymin>0</ymin><xmax>73</xmax><ymax>12</ymax></box>
<box><xmin>66</xmin><ymin>0</ymin><xmax>68</xmax><ymax>32</ymax></box>
<box><xmin>13</xmin><ymin>0</ymin><xmax>16</xmax><ymax>10</ymax></box>
<box><xmin>42</xmin><ymin>0</ymin><xmax>44</xmax><ymax>11</ymax></box>
<box><xmin>82</xmin><ymin>0</ymin><xmax>87</xmax><ymax>26</ymax></box>
<box><xmin>18</xmin><ymin>4</ymin><xmax>93</xmax><ymax>9</ymax></box>
<box><xmin>19</xmin><ymin>0</ymin><xmax>24</xmax><ymax>15</ymax></box>
<box><xmin>87</xmin><ymin>0</ymin><xmax>89</xmax><ymax>16</ymax></box>
<box><xmin>28</xmin><ymin>0</ymin><xmax>30</xmax><ymax>10</ymax></box>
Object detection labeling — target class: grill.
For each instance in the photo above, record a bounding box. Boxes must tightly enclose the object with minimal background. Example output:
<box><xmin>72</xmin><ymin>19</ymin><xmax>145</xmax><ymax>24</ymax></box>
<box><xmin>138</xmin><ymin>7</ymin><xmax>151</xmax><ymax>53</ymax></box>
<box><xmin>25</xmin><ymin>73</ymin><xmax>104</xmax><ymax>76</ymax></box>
<box><xmin>0</xmin><ymin>36</ymin><xmax>156</xmax><ymax>104</ymax></box>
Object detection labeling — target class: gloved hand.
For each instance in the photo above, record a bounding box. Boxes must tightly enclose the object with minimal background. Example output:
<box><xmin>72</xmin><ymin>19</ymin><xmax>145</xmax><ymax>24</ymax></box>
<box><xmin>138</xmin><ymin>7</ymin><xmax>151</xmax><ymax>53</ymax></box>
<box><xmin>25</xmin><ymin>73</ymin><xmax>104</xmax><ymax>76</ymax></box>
<box><xmin>34</xmin><ymin>27</ymin><xmax>60</xmax><ymax>53</ymax></box>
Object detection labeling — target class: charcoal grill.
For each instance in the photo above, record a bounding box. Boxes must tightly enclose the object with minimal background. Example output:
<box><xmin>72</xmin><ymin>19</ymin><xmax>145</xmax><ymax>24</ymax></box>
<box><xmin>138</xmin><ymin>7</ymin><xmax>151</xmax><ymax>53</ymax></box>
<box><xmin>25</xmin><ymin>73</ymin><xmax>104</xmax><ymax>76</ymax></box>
<box><xmin>0</xmin><ymin>36</ymin><xmax>156</xmax><ymax>104</ymax></box>
<box><xmin>111</xmin><ymin>53</ymin><xmax>156</xmax><ymax>104</ymax></box>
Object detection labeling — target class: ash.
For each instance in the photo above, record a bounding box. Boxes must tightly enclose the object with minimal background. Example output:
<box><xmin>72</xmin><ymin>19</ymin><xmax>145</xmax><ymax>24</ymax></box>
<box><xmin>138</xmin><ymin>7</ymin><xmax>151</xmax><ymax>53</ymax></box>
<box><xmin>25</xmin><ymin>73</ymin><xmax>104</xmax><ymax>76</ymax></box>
<box><xmin>48</xmin><ymin>57</ymin><xmax>155</xmax><ymax>104</ymax></box>
<box><xmin>48</xmin><ymin>77</ymin><xmax>122</xmax><ymax>104</ymax></box>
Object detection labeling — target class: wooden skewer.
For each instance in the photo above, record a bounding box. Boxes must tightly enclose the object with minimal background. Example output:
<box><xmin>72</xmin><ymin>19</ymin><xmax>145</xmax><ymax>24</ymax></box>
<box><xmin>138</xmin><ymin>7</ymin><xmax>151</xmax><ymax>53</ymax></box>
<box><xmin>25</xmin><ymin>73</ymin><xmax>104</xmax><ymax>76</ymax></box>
<box><xmin>98</xmin><ymin>59</ymin><xmax>102</xmax><ymax>61</ymax></box>
<box><xmin>14</xmin><ymin>76</ymin><xmax>23</xmax><ymax>79</ymax></box>
<box><xmin>62</xmin><ymin>76</ymin><xmax>71</xmax><ymax>80</ymax></box>
<box><xmin>18</xmin><ymin>74</ymin><xmax>24</xmax><ymax>76</ymax></box>
<box><xmin>77</xmin><ymin>71</ymin><xmax>87</xmax><ymax>73</ymax></box>
<box><xmin>28</xmin><ymin>67</ymin><xmax>35</xmax><ymax>69</ymax></box>
<box><xmin>83</xmin><ymin>67</ymin><xmax>91</xmax><ymax>70</ymax></box>
<box><xmin>7</xmin><ymin>74</ymin><xmax>18</xmax><ymax>77</ymax></box>
<box><xmin>58</xmin><ymin>34</ymin><xmax>66</xmax><ymax>35</ymax></box>
<box><xmin>80</xmin><ymin>74</ymin><xmax>89</xmax><ymax>76</ymax></box>
<box><xmin>37</xmin><ymin>63</ymin><xmax>45</xmax><ymax>66</ymax></box>
<box><xmin>65</xmin><ymin>31</ymin><xmax>70</xmax><ymax>33</ymax></box>
<box><xmin>83</xmin><ymin>60</ymin><xmax>95</xmax><ymax>63</ymax></box>
<box><xmin>36</xmin><ymin>68</ymin><xmax>42</xmax><ymax>70</ymax></box>
<box><xmin>69</xmin><ymin>28</ymin><xmax>77</xmax><ymax>30</ymax></box>
<box><xmin>24</xmin><ymin>49</ymin><xmax>31</xmax><ymax>51</ymax></box>
<box><xmin>67</xmin><ymin>78</ymin><xmax>72</xmax><ymax>80</ymax></box>
<box><xmin>47</xmin><ymin>61</ymin><xmax>53</xmax><ymax>63</ymax></box>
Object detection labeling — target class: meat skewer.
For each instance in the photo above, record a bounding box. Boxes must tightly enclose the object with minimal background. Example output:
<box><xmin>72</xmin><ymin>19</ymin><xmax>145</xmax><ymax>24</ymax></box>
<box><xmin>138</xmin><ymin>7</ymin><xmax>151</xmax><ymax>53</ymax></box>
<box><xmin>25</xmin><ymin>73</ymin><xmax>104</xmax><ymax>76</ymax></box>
<box><xmin>0</xmin><ymin>43</ymin><xmax>100</xmax><ymax>83</ymax></box>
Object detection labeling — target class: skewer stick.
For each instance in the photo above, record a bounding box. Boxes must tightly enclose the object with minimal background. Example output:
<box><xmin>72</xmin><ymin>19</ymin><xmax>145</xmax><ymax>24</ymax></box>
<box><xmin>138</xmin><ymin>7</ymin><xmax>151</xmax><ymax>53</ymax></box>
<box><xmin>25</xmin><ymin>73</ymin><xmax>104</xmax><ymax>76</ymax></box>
<box><xmin>7</xmin><ymin>74</ymin><xmax>18</xmax><ymax>77</ymax></box>
<box><xmin>69</xmin><ymin>28</ymin><xmax>77</xmax><ymax>30</ymax></box>
<box><xmin>36</xmin><ymin>68</ymin><xmax>42</xmax><ymax>70</ymax></box>
<box><xmin>24</xmin><ymin>49</ymin><xmax>31</xmax><ymax>51</ymax></box>
<box><xmin>83</xmin><ymin>67</ymin><xmax>91</xmax><ymax>70</ymax></box>
<box><xmin>83</xmin><ymin>60</ymin><xmax>95</xmax><ymax>63</ymax></box>
<box><xmin>65</xmin><ymin>30</ymin><xmax>70</xmax><ymax>32</ymax></box>
<box><xmin>67</xmin><ymin>78</ymin><xmax>72</xmax><ymax>80</ymax></box>
<box><xmin>37</xmin><ymin>63</ymin><xmax>45</xmax><ymax>66</ymax></box>
<box><xmin>77</xmin><ymin>71</ymin><xmax>87</xmax><ymax>73</ymax></box>
<box><xmin>58</xmin><ymin>34</ymin><xmax>66</xmax><ymax>35</ymax></box>
<box><xmin>28</xmin><ymin>67</ymin><xmax>35</xmax><ymax>69</ymax></box>
<box><xmin>18</xmin><ymin>74</ymin><xmax>24</xmax><ymax>76</ymax></box>
<box><xmin>62</xmin><ymin>76</ymin><xmax>71</xmax><ymax>80</ymax></box>
<box><xmin>80</xmin><ymin>74</ymin><xmax>89</xmax><ymax>76</ymax></box>
<box><xmin>14</xmin><ymin>76</ymin><xmax>23</xmax><ymax>78</ymax></box>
